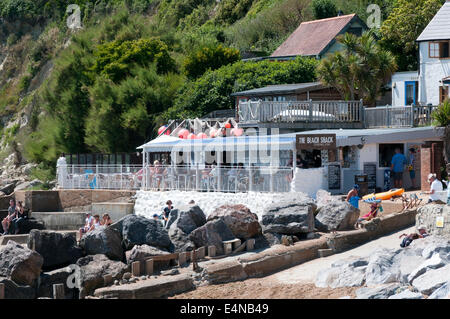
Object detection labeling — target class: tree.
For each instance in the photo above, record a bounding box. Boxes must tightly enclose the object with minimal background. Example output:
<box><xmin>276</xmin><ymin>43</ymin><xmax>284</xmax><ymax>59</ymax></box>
<box><xmin>317</xmin><ymin>32</ymin><xmax>397</xmax><ymax>106</ymax></box>
<box><xmin>183</xmin><ymin>44</ymin><xmax>241</xmax><ymax>79</ymax></box>
<box><xmin>380</xmin><ymin>0</ymin><xmax>445</xmax><ymax>71</ymax></box>
<box><xmin>312</xmin><ymin>0</ymin><xmax>337</xmax><ymax>20</ymax></box>
<box><xmin>431</xmin><ymin>99</ymin><xmax>450</xmax><ymax>163</ymax></box>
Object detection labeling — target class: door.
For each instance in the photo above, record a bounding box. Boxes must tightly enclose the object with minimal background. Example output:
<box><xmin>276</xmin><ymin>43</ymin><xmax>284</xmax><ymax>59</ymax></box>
<box><xmin>405</xmin><ymin>81</ymin><xmax>417</xmax><ymax>105</ymax></box>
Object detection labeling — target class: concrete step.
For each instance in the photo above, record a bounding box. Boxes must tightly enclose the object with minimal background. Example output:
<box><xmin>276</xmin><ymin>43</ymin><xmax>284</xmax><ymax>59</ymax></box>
<box><xmin>31</xmin><ymin>212</ymin><xmax>86</xmax><ymax>230</ymax></box>
<box><xmin>0</xmin><ymin>230</ymin><xmax>78</xmax><ymax>246</ymax></box>
<box><xmin>318</xmin><ymin>248</ymin><xmax>334</xmax><ymax>258</ymax></box>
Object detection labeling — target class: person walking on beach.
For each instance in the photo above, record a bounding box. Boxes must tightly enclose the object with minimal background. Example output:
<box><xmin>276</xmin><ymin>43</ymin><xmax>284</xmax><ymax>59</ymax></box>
<box><xmin>390</xmin><ymin>148</ymin><xmax>407</xmax><ymax>189</ymax></box>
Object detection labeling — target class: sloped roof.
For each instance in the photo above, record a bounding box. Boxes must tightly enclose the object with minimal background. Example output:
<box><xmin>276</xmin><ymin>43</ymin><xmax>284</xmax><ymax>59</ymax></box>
<box><xmin>271</xmin><ymin>14</ymin><xmax>359</xmax><ymax>58</ymax></box>
<box><xmin>417</xmin><ymin>1</ymin><xmax>450</xmax><ymax>42</ymax></box>
<box><xmin>230</xmin><ymin>82</ymin><xmax>324</xmax><ymax>96</ymax></box>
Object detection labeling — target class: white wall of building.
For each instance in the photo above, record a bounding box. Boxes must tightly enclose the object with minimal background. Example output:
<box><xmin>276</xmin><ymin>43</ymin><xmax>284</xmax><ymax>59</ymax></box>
<box><xmin>391</xmin><ymin>71</ymin><xmax>419</xmax><ymax>107</ymax></box>
<box><xmin>419</xmin><ymin>41</ymin><xmax>450</xmax><ymax>105</ymax></box>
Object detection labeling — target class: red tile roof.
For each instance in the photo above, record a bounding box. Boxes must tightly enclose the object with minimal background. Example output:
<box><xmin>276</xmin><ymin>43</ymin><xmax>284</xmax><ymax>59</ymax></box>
<box><xmin>271</xmin><ymin>14</ymin><xmax>357</xmax><ymax>58</ymax></box>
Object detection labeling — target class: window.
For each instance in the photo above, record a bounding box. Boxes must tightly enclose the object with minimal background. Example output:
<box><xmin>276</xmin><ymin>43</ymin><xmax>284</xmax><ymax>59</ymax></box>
<box><xmin>429</xmin><ymin>41</ymin><xmax>450</xmax><ymax>59</ymax></box>
<box><xmin>379</xmin><ymin>144</ymin><xmax>404</xmax><ymax>168</ymax></box>
<box><xmin>440</xmin><ymin>86</ymin><xmax>449</xmax><ymax>104</ymax></box>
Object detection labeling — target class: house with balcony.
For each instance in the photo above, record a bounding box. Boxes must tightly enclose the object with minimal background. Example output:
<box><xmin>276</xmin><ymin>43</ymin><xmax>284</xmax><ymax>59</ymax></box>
<box><xmin>391</xmin><ymin>0</ymin><xmax>450</xmax><ymax>107</ymax></box>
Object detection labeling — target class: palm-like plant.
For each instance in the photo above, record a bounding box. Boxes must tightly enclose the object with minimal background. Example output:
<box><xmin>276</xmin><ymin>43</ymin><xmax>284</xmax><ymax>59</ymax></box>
<box><xmin>317</xmin><ymin>32</ymin><xmax>397</xmax><ymax>106</ymax></box>
<box><xmin>431</xmin><ymin>99</ymin><xmax>450</xmax><ymax>163</ymax></box>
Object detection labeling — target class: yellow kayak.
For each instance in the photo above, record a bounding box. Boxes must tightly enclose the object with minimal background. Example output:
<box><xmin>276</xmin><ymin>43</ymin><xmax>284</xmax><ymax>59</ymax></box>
<box><xmin>362</xmin><ymin>188</ymin><xmax>404</xmax><ymax>201</ymax></box>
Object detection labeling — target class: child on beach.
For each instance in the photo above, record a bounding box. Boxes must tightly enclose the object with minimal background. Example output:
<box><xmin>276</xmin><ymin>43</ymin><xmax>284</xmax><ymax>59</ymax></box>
<box><xmin>355</xmin><ymin>202</ymin><xmax>381</xmax><ymax>228</ymax></box>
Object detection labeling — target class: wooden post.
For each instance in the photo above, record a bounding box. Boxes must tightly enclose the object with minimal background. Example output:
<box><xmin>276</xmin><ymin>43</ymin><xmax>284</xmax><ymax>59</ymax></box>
<box><xmin>0</xmin><ymin>283</ymin><xmax>4</xmax><ymax>299</ymax></box>
<box><xmin>208</xmin><ymin>246</ymin><xmax>216</xmax><ymax>257</ymax></box>
<box><xmin>53</xmin><ymin>284</ymin><xmax>65</xmax><ymax>299</ymax></box>
<box><xmin>132</xmin><ymin>261</ymin><xmax>141</xmax><ymax>277</ymax></box>
<box><xmin>196</xmin><ymin>247</ymin><xmax>205</xmax><ymax>260</ymax></box>
<box><xmin>178</xmin><ymin>252</ymin><xmax>187</xmax><ymax>267</ymax></box>
<box><xmin>103</xmin><ymin>274</ymin><xmax>113</xmax><ymax>286</ymax></box>
<box><xmin>191</xmin><ymin>250</ymin><xmax>198</xmax><ymax>271</ymax></box>
<box><xmin>246</xmin><ymin>238</ymin><xmax>255</xmax><ymax>251</ymax></box>
<box><xmin>145</xmin><ymin>259</ymin><xmax>154</xmax><ymax>275</ymax></box>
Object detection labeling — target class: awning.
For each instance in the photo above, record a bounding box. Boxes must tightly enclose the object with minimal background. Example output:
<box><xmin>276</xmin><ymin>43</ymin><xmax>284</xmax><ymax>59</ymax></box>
<box><xmin>443</xmin><ymin>76</ymin><xmax>450</xmax><ymax>85</ymax></box>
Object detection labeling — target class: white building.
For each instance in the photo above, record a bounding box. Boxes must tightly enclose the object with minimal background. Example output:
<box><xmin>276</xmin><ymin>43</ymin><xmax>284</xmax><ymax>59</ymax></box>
<box><xmin>392</xmin><ymin>1</ymin><xmax>450</xmax><ymax>106</ymax></box>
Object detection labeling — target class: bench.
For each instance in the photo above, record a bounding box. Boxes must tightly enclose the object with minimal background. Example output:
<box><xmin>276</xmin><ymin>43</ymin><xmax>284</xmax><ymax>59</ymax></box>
<box><xmin>223</xmin><ymin>238</ymin><xmax>241</xmax><ymax>255</ymax></box>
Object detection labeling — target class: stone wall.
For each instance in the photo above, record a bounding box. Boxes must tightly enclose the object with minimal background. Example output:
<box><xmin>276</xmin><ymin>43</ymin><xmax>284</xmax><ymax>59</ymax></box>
<box><xmin>416</xmin><ymin>204</ymin><xmax>450</xmax><ymax>238</ymax></box>
<box><xmin>15</xmin><ymin>190</ymin><xmax>135</xmax><ymax>212</ymax></box>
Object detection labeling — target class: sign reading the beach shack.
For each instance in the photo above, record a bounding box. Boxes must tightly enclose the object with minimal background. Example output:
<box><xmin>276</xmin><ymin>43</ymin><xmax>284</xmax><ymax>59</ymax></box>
<box><xmin>296</xmin><ymin>134</ymin><xmax>336</xmax><ymax>150</ymax></box>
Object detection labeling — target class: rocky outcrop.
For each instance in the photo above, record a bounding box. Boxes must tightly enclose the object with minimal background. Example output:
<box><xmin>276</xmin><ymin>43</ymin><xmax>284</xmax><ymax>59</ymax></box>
<box><xmin>315</xmin><ymin>201</ymin><xmax>360</xmax><ymax>232</ymax></box>
<box><xmin>207</xmin><ymin>204</ymin><xmax>261</xmax><ymax>239</ymax></box>
<box><xmin>111</xmin><ymin>215</ymin><xmax>172</xmax><ymax>251</ymax></box>
<box><xmin>189</xmin><ymin>219</ymin><xmax>235</xmax><ymax>255</ymax></box>
<box><xmin>27</xmin><ymin>230</ymin><xmax>83</xmax><ymax>270</ymax></box>
<box><xmin>0</xmin><ymin>277</ymin><xmax>36</xmax><ymax>299</ymax></box>
<box><xmin>126</xmin><ymin>244</ymin><xmax>170</xmax><ymax>265</ymax></box>
<box><xmin>261</xmin><ymin>198</ymin><xmax>316</xmax><ymax>235</ymax></box>
<box><xmin>37</xmin><ymin>267</ymin><xmax>76</xmax><ymax>299</ymax></box>
<box><xmin>79</xmin><ymin>226</ymin><xmax>123</xmax><ymax>261</ymax></box>
<box><xmin>0</xmin><ymin>241</ymin><xmax>43</xmax><ymax>286</ymax></box>
<box><xmin>416</xmin><ymin>204</ymin><xmax>450</xmax><ymax>238</ymax></box>
<box><xmin>315</xmin><ymin>236</ymin><xmax>450</xmax><ymax>299</ymax></box>
<box><xmin>76</xmin><ymin>254</ymin><xmax>130</xmax><ymax>298</ymax></box>
<box><xmin>166</xmin><ymin>205</ymin><xmax>206</xmax><ymax>252</ymax></box>
<box><xmin>15</xmin><ymin>217</ymin><xmax>45</xmax><ymax>234</ymax></box>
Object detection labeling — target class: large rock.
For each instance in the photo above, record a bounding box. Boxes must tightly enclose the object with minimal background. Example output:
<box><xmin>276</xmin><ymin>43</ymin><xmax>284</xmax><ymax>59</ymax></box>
<box><xmin>126</xmin><ymin>244</ymin><xmax>170</xmax><ymax>265</ymax></box>
<box><xmin>15</xmin><ymin>218</ymin><xmax>45</xmax><ymax>234</ymax></box>
<box><xmin>261</xmin><ymin>198</ymin><xmax>316</xmax><ymax>235</ymax></box>
<box><xmin>0</xmin><ymin>182</ymin><xmax>16</xmax><ymax>196</ymax></box>
<box><xmin>79</xmin><ymin>226</ymin><xmax>123</xmax><ymax>261</ymax></box>
<box><xmin>315</xmin><ymin>201</ymin><xmax>360</xmax><ymax>232</ymax></box>
<box><xmin>407</xmin><ymin>253</ymin><xmax>445</xmax><ymax>284</ymax></box>
<box><xmin>0</xmin><ymin>241</ymin><xmax>43</xmax><ymax>286</ymax></box>
<box><xmin>411</xmin><ymin>263</ymin><xmax>450</xmax><ymax>295</ymax></box>
<box><xmin>189</xmin><ymin>219</ymin><xmax>235</xmax><ymax>255</ymax></box>
<box><xmin>207</xmin><ymin>204</ymin><xmax>262</xmax><ymax>239</ymax></box>
<box><xmin>387</xmin><ymin>289</ymin><xmax>424</xmax><ymax>299</ymax></box>
<box><xmin>416</xmin><ymin>204</ymin><xmax>450</xmax><ymax>238</ymax></box>
<box><xmin>28</xmin><ymin>230</ymin><xmax>83</xmax><ymax>270</ymax></box>
<box><xmin>166</xmin><ymin>205</ymin><xmax>206</xmax><ymax>252</ymax></box>
<box><xmin>110</xmin><ymin>214</ymin><xmax>172</xmax><ymax>251</ymax></box>
<box><xmin>428</xmin><ymin>281</ymin><xmax>450</xmax><ymax>299</ymax></box>
<box><xmin>315</xmin><ymin>256</ymin><xmax>368</xmax><ymax>288</ymax></box>
<box><xmin>76</xmin><ymin>254</ymin><xmax>130</xmax><ymax>298</ymax></box>
<box><xmin>0</xmin><ymin>277</ymin><xmax>36</xmax><ymax>299</ymax></box>
<box><xmin>165</xmin><ymin>205</ymin><xmax>206</xmax><ymax>233</ymax></box>
<box><xmin>38</xmin><ymin>267</ymin><xmax>77</xmax><ymax>299</ymax></box>
<box><xmin>356</xmin><ymin>283</ymin><xmax>403</xmax><ymax>299</ymax></box>
<box><xmin>365</xmin><ymin>248</ymin><xmax>401</xmax><ymax>285</ymax></box>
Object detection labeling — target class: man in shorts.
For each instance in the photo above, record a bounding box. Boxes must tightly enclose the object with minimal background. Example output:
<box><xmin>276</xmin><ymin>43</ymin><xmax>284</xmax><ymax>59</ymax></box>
<box><xmin>399</xmin><ymin>225</ymin><xmax>429</xmax><ymax>248</ymax></box>
<box><xmin>390</xmin><ymin>148</ymin><xmax>407</xmax><ymax>189</ymax></box>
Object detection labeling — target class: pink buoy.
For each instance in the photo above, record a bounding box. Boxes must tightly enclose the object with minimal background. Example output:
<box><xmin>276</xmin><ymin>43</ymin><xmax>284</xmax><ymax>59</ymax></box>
<box><xmin>224</xmin><ymin>123</ymin><xmax>232</xmax><ymax>129</ymax></box>
<box><xmin>234</xmin><ymin>128</ymin><xmax>244</xmax><ymax>136</ymax></box>
<box><xmin>187</xmin><ymin>133</ymin><xmax>197</xmax><ymax>139</ymax></box>
<box><xmin>164</xmin><ymin>129</ymin><xmax>171</xmax><ymax>135</ymax></box>
<box><xmin>178</xmin><ymin>129</ymin><xmax>189</xmax><ymax>139</ymax></box>
<box><xmin>197</xmin><ymin>132</ymin><xmax>208</xmax><ymax>139</ymax></box>
<box><xmin>209</xmin><ymin>129</ymin><xmax>217</xmax><ymax>138</ymax></box>
<box><xmin>158</xmin><ymin>125</ymin><xmax>167</xmax><ymax>135</ymax></box>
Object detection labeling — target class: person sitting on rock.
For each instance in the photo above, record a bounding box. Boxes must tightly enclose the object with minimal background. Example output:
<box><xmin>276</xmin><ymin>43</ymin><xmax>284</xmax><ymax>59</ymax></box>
<box><xmin>101</xmin><ymin>213</ymin><xmax>112</xmax><ymax>226</ymax></box>
<box><xmin>355</xmin><ymin>202</ymin><xmax>381</xmax><ymax>228</ymax></box>
<box><xmin>13</xmin><ymin>201</ymin><xmax>28</xmax><ymax>234</ymax></box>
<box><xmin>79</xmin><ymin>212</ymin><xmax>93</xmax><ymax>239</ymax></box>
<box><xmin>1</xmin><ymin>199</ymin><xmax>17</xmax><ymax>235</ymax></box>
<box><xmin>346</xmin><ymin>184</ymin><xmax>360</xmax><ymax>209</ymax></box>
<box><xmin>88</xmin><ymin>214</ymin><xmax>102</xmax><ymax>231</ymax></box>
<box><xmin>399</xmin><ymin>225</ymin><xmax>429</xmax><ymax>248</ymax></box>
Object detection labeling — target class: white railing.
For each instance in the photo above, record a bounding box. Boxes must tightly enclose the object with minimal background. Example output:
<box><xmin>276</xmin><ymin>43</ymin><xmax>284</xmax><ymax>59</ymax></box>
<box><xmin>364</xmin><ymin>105</ymin><xmax>437</xmax><ymax>128</ymax></box>
<box><xmin>57</xmin><ymin>164</ymin><xmax>294</xmax><ymax>193</ymax></box>
<box><xmin>57</xmin><ymin>165</ymin><xmax>143</xmax><ymax>190</ymax></box>
<box><xmin>238</xmin><ymin>100</ymin><xmax>363</xmax><ymax>123</ymax></box>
